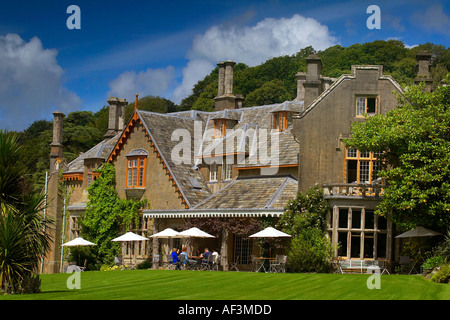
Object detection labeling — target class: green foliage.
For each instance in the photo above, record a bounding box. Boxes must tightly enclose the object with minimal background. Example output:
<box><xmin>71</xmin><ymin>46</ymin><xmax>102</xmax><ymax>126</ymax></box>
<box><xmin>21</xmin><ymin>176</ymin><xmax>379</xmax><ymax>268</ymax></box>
<box><xmin>81</xmin><ymin>163</ymin><xmax>147</xmax><ymax>269</ymax></box>
<box><xmin>243</xmin><ymin>79</ymin><xmax>291</xmax><ymax>107</ymax></box>
<box><xmin>345</xmin><ymin>81</ymin><xmax>450</xmax><ymax>231</ymax></box>
<box><xmin>422</xmin><ymin>255</ymin><xmax>447</xmax><ymax>272</ymax></box>
<box><xmin>277</xmin><ymin>186</ymin><xmax>333</xmax><ymax>272</ymax></box>
<box><xmin>431</xmin><ymin>264</ymin><xmax>450</xmax><ymax>284</ymax></box>
<box><xmin>0</xmin><ymin>130</ymin><xmax>52</xmax><ymax>294</ymax></box>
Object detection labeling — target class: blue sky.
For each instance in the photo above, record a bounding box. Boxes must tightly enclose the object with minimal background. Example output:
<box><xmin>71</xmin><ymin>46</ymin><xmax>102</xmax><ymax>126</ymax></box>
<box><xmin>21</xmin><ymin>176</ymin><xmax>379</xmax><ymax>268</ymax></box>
<box><xmin>0</xmin><ymin>0</ymin><xmax>449</xmax><ymax>130</ymax></box>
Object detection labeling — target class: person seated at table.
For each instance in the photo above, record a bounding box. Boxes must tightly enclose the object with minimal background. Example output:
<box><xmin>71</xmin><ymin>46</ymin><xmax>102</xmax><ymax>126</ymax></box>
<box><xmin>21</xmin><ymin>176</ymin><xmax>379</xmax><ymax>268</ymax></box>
<box><xmin>200</xmin><ymin>248</ymin><xmax>212</xmax><ymax>263</ymax></box>
<box><xmin>170</xmin><ymin>248</ymin><xmax>180</xmax><ymax>268</ymax></box>
<box><xmin>180</xmin><ymin>246</ymin><xmax>195</xmax><ymax>265</ymax></box>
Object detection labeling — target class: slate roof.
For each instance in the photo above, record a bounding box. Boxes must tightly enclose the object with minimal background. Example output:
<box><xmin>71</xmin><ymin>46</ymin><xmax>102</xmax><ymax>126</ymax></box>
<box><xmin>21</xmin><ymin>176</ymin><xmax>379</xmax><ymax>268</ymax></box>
<box><xmin>197</xmin><ymin>101</ymin><xmax>303</xmax><ymax>167</ymax></box>
<box><xmin>64</xmin><ymin>132</ymin><xmax>121</xmax><ymax>173</ymax></box>
<box><xmin>137</xmin><ymin>110</ymin><xmax>211</xmax><ymax>207</ymax></box>
<box><xmin>192</xmin><ymin>175</ymin><xmax>298</xmax><ymax>210</ymax></box>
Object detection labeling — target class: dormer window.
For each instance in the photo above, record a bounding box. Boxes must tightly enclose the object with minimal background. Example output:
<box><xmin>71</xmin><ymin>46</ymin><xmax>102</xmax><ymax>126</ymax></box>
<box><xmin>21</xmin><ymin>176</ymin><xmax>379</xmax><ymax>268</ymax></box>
<box><xmin>356</xmin><ymin>96</ymin><xmax>379</xmax><ymax>117</ymax></box>
<box><xmin>87</xmin><ymin>163</ymin><xmax>99</xmax><ymax>187</ymax></box>
<box><xmin>126</xmin><ymin>149</ymin><xmax>148</xmax><ymax>188</ymax></box>
<box><xmin>272</xmin><ymin>111</ymin><xmax>291</xmax><ymax>132</ymax></box>
<box><xmin>213</xmin><ymin>119</ymin><xmax>226</xmax><ymax>138</ymax></box>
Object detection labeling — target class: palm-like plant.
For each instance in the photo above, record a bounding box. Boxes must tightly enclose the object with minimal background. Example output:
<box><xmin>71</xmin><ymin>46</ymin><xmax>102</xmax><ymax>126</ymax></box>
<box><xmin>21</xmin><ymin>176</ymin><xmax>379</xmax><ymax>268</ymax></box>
<box><xmin>0</xmin><ymin>130</ymin><xmax>52</xmax><ymax>294</ymax></box>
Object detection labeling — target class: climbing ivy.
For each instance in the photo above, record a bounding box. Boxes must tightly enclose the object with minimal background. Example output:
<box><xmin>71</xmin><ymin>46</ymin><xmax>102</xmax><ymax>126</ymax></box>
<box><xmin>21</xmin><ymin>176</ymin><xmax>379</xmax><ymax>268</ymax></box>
<box><xmin>81</xmin><ymin>163</ymin><xmax>147</xmax><ymax>268</ymax></box>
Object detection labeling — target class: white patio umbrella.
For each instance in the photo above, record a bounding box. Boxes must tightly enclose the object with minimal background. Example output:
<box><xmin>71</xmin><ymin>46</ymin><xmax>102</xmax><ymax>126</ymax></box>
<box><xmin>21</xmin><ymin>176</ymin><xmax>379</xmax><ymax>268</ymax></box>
<box><xmin>179</xmin><ymin>227</ymin><xmax>215</xmax><ymax>238</ymax></box>
<box><xmin>112</xmin><ymin>232</ymin><xmax>149</xmax><ymax>266</ymax></box>
<box><xmin>62</xmin><ymin>237</ymin><xmax>96</xmax><ymax>266</ymax></box>
<box><xmin>249</xmin><ymin>227</ymin><xmax>292</xmax><ymax>239</ymax></box>
<box><xmin>249</xmin><ymin>227</ymin><xmax>291</xmax><ymax>258</ymax></box>
<box><xmin>150</xmin><ymin>228</ymin><xmax>181</xmax><ymax>238</ymax></box>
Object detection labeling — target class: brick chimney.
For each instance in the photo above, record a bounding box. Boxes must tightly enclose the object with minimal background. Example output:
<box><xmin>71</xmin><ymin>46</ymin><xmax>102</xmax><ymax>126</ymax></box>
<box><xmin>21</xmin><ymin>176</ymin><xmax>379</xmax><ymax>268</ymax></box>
<box><xmin>303</xmin><ymin>54</ymin><xmax>323</xmax><ymax>108</ymax></box>
<box><xmin>414</xmin><ymin>51</ymin><xmax>433</xmax><ymax>92</ymax></box>
<box><xmin>49</xmin><ymin>111</ymin><xmax>65</xmax><ymax>173</ymax></box>
<box><xmin>104</xmin><ymin>97</ymin><xmax>128</xmax><ymax>138</ymax></box>
<box><xmin>214</xmin><ymin>60</ymin><xmax>244</xmax><ymax>111</ymax></box>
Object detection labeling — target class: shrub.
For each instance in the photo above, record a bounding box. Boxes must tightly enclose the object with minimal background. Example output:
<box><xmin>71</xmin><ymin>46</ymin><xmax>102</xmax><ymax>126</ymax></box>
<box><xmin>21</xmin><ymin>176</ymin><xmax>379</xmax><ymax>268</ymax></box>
<box><xmin>287</xmin><ymin>228</ymin><xmax>333</xmax><ymax>273</ymax></box>
<box><xmin>431</xmin><ymin>264</ymin><xmax>450</xmax><ymax>284</ymax></box>
<box><xmin>422</xmin><ymin>255</ymin><xmax>447</xmax><ymax>272</ymax></box>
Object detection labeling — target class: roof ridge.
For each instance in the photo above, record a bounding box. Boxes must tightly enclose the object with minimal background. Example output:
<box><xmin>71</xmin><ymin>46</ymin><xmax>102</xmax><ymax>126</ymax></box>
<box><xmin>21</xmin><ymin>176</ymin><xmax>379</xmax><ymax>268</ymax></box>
<box><xmin>264</xmin><ymin>176</ymin><xmax>291</xmax><ymax>208</ymax></box>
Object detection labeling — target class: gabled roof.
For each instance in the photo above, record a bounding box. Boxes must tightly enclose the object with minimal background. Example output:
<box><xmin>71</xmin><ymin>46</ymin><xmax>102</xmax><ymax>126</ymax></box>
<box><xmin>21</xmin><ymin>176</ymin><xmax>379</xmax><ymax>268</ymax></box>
<box><xmin>137</xmin><ymin>110</ymin><xmax>211</xmax><ymax>208</ymax></box>
<box><xmin>297</xmin><ymin>65</ymin><xmax>404</xmax><ymax>120</ymax></box>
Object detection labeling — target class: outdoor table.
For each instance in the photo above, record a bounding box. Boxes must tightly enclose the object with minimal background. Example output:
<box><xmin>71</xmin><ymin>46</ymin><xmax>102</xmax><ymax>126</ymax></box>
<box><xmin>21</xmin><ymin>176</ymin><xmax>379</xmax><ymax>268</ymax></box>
<box><xmin>254</xmin><ymin>257</ymin><xmax>275</xmax><ymax>273</ymax></box>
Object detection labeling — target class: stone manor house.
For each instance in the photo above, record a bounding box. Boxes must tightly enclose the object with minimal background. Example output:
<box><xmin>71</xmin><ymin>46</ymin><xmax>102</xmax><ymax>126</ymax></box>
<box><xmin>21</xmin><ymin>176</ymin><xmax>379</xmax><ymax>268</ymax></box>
<box><xmin>41</xmin><ymin>52</ymin><xmax>435</xmax><ymax>273</ymax></box>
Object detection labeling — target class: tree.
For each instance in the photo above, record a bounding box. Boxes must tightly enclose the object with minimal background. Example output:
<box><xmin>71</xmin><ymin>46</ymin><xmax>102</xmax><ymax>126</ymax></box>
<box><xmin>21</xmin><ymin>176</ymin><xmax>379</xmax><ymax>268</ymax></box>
<box><xmin>243</xmin><ymin>79</ymin><xmax>292</xmax><ymax>108</ymax></box>
<box><xmin>276</xmin><ymin>186</ymin><xmax>333</xmax><ymax>273</ymax></box>
<box><xmin>0</xmin><ymin>130</ymin><xmax>52</xmax><ymax>294</ymax></box>
<box><xmin>345</xmin><ymin>77</ymin><xmax>450</xmax><ymax>232</ymax></box>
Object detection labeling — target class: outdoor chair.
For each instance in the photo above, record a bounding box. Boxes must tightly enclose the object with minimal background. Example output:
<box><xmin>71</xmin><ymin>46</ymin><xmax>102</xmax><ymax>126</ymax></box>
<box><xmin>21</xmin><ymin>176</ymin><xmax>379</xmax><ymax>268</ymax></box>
<box><xmin>167</xmin><ymin>254</ymin><xmax>180</xmax><ymax>270</ymax></box>
<box><xmin>399</xmin><ymin>256</ymin><xmax>418</xmax><ymax>274</ymax></box>
<box><xmin>180</xmin><ymin>254</ymin><xmax>196</xmax><ymax>270</ymax></box>
<box><xmin>114</xmin><ymin>256</ymin><xmax>122</xmax><ymax>266</ymax></box>
<box><xmin>201</xmin><ymin>255</ymin><xmax>213</xmax><ymax>271</ymax></box>
<box><xmin>269</xmin><ymin>255</ymin><xmax>284</xmax><ymax>273</ymax></box>
<box><xmin>250</xmin><ymin>255</ymin><xmax>258</xmax><ymax>272</ymax></box>
<box><xmin>229</xmin><ymin>255</ymin><xmax>240</xmax><ymax>272</ymax></box>
<box><xmin>79</xmin><ymin>259</ymin><xmax>88</xmax><ymax>271</ymax></box>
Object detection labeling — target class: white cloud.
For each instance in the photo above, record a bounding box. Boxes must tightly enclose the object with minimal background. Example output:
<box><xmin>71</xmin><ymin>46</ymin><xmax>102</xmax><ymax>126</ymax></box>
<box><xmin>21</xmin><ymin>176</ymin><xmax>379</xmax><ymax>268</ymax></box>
<box><xmin>0</xmin><ymin>33</ymin><xmax>82</xmax><ymax>131</ymax></box>
<box><xmin>413</xmin><ymin>4</ymin><xmax>450</xmax><ymax>35</ymax></box>
<box><xmin>171</xmin><ymin>59</ymin><xmax>215</xmax><ymax>104</ymax></box>
<box><xmin>189</xmin><ymin>14</ymin><xmax>338</xmax><ymax>66</ymax></box>
<box><xmin>107</xmin><ymin>66</ymin><xmax>175</xmax><ymax>102</ymax></box>
<box><xmin>171</xmin><ymin>14</ymin><xmax>338</xmax><ymax>104</ymax></box>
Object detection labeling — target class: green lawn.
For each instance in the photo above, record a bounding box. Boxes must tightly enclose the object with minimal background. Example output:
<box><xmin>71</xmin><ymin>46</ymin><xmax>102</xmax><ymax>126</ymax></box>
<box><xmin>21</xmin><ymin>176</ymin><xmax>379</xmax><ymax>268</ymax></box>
<box><xmin>1</xmin><ymin>270</ymin><xmax>449</xmax><ymax>300</ymax></box>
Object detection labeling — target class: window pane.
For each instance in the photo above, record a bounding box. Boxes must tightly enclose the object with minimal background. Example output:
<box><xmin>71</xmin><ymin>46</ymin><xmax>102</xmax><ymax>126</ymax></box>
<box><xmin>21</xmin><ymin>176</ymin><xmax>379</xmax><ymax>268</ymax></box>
<box><xmin>360</xmin><ymin>160</ymin><xmax>370</xmax><ymax>183</ymax></box>
<box><xmin>128</xmin><ymin>160</ymin><xmax>132</xmax><ymax>168</ymax></box>
<box><xmin>140</xmin><ymin>158</ymin><xmax>144</xmax><ymax>167</ymax></box>
<box><xmin>339</xmin><ymin>208</ymin><xmax>348</xmax><ymax>228</ymax></box>
<box><xmin>347</xmin><ymin>148</ymin><xmax>357</xmax><ymax>158</ymax></box>
<box><xmin>347</xmin><ymin>160</ymin><xmax>357</xmax><ymax>183</ymax></box>
<box><xmin>352</xmin><ymin>210</ymin><xmax>361</xmax><ymax>229</ymax></box>
<box><xmin>279</xmin><ymin>113</ymin><xmax>285</xmax><ymax>130</ymax></box>
<box><xmin>273</xmin><ymin>114</ymin><xmax>279</xmax><ymax>130</ymax></box>
<box><xmin>338</xmin><ymin>232</ymin><xmax>348</xmax><ymax>257</ymax></box>
<box><xmin>377</xmin><ymin>233</ymin><xmax>387</xmax><ymax>258</ymax></box>
<box><xmin>372</xmin><ymin>161</ymin><xmax>381</xmax><ymax>181</ymax></box>
<box><xmin>356</xmin><ymin>97</ymin><xmax>366</xmax><ymax>115</ymax></box>
<box><xmin>139</xmin><ymin>168</ymin><xmax>144</xmax><ymax>186</ymax></box>
<box><xmin>133</xmin><ymin>168</ymin><xmax>137</xmax><ymax>186</ymax></box>
<box><xmin>365</xmin><ymin>210</ymin><xmax>375</xmax><ymax>229</ymax></box>
<box><xmin>127</xmin><ymin>169</ymin><xmax>132</xmax><ymax>186</ymax></box>
<box><xmin>367</xmin><ymin>98</ymin><xmax>376</xmax><ymax>113</ymax></box>
<box><xmin>351</xmin><ymin>233</ymin><xmax>361</xmax><ymax>258</ymax></box>
<box><xmin>364</xmin><ymin>233</ymin><xmax>374</xmax><ymax>259</ymax></box>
